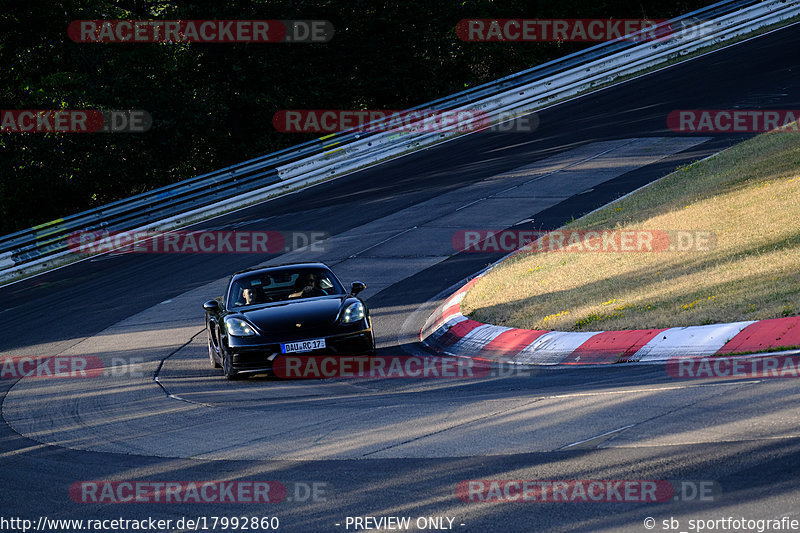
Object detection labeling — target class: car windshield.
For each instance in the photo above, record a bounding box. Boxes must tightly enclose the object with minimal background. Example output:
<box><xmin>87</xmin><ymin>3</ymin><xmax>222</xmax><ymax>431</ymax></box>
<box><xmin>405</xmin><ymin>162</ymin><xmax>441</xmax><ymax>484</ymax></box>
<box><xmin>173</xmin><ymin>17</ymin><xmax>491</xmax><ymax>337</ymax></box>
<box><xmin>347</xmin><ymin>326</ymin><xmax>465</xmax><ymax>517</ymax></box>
<box><xmin>228</xmin><ymin>268</ymin><xmax>345</xmax><ymax>308</ymax></box>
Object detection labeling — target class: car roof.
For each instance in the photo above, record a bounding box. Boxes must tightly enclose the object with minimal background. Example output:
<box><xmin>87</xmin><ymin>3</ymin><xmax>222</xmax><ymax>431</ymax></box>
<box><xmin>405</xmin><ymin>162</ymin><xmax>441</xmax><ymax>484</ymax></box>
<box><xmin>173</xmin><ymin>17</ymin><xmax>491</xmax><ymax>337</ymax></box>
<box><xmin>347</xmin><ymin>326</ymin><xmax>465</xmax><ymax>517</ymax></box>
<box><xmin>230</xmin><ymin>262</ymin><xmax>332</xmax><ymax>282</ymax></box>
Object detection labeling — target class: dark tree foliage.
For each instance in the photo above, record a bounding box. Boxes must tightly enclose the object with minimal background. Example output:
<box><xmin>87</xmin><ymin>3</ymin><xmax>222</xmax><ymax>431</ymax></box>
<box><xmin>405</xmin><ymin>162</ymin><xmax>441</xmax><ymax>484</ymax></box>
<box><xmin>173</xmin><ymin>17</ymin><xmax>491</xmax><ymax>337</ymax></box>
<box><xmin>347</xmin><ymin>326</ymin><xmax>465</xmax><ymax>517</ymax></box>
<box><xmin>0</xmin><ymin>0</ymin><xmax>715</xmax><ymax>235</ymax></box>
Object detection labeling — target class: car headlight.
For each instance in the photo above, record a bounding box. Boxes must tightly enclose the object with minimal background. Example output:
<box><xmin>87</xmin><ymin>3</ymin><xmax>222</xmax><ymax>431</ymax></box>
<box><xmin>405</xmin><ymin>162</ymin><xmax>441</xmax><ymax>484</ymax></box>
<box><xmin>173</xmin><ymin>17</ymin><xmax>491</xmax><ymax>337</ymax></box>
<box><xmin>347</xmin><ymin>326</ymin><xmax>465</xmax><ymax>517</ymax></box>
<box><xmin>341</xmin><ymin>301</ymin><xmax>365</xmax><ymax>323</ymax></box>
<box><xmin>225</xmin><ymin>317</ymin><xmax>257</xmax><ymax>337</ymax></box>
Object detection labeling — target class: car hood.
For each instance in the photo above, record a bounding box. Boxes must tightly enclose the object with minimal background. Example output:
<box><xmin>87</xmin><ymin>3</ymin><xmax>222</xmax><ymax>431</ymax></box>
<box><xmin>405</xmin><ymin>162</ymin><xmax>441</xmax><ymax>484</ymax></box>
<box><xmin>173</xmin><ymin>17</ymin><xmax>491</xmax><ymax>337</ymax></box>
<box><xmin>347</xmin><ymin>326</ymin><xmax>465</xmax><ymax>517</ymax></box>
<box><xmin>239</xmin><ymin>296</ymin><xmax>348</xmax><ymax>334</ymax></box>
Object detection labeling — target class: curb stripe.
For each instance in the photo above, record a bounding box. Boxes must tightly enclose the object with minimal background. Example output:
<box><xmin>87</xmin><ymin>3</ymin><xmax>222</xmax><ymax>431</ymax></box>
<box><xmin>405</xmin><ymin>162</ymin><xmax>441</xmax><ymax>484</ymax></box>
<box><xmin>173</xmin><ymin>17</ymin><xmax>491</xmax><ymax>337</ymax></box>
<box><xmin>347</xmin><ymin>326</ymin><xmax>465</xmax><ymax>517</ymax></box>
<box><xmin>436</xmin><ymin>319</ymin><xmax>484</xmax><ymax>348</ymax></box>
<box><xmin>451</xmin><ymin>324</ymin><xmax>510</xmax><ymax>355</ymax></box>
<box><xmin>421</xmin><ymin>274</ymin><xmax>800</xmax><ymax>366</ymax></box>
<box><xmin>717</xmin><ymin>317</ymin><xmax>800</xmax><ymax>354</ymax></box>
<box><xmin>424</xmin><ymin>316</ymin><xmax>467</xmax><ymax>348</ymax></box>
<box><xmin>572</xmin><ymin>328</ymin><xmax>668</xmax><ymax>364</ymax></box>
<box><xmin>480</xmin><ymin>328</ymin><xmax>550</xmax><ymax>359</ymax></box>
<box><xmin>440</xmin><ymin>303</ymin><xmax>463</xmax><ymax>323</ymax></box>
<box><xmin>517</xmin><ymin>331</ymin><xmax>600</xmax><ymax>365</ymax></box>
<box><xmin>634</xmin><ymin>321</ymin><xmax>754</xmax><ymax>362</ymax></box>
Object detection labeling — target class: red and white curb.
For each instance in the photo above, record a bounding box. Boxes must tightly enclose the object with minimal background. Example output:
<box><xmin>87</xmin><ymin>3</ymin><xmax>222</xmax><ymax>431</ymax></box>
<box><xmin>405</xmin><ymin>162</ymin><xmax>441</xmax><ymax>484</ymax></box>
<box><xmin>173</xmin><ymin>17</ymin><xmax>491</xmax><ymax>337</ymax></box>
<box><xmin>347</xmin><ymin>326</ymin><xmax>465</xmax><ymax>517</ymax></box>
<box><xmin>420</xmin><ymin>275</ymin><xmax>800</xmax><ymax>366</ymax></box>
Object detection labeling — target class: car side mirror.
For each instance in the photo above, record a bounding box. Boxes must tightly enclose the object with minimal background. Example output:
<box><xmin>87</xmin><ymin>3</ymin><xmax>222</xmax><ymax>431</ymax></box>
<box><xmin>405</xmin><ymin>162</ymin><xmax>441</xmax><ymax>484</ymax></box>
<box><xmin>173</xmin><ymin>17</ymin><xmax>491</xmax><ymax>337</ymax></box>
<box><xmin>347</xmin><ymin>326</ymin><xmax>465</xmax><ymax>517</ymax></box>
<box><xmin>350</xmin><ymin>281</ymin><xmax>366</xmax><ymax>296</ymax></box>
<box><xmin>203</xmin><ymin>300</ymin><xmax>221</xmax><ymax>313</ymax></box>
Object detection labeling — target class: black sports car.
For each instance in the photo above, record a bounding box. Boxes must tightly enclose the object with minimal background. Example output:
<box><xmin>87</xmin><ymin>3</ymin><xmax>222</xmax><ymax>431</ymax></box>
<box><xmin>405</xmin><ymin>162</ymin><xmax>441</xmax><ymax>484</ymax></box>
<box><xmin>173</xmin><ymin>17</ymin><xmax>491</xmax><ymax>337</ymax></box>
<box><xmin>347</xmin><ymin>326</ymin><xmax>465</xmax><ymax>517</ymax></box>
<box><xmin>203</xmin><ymin>262</ymin><xmax>375</xmax><ymax>379</ymax></box>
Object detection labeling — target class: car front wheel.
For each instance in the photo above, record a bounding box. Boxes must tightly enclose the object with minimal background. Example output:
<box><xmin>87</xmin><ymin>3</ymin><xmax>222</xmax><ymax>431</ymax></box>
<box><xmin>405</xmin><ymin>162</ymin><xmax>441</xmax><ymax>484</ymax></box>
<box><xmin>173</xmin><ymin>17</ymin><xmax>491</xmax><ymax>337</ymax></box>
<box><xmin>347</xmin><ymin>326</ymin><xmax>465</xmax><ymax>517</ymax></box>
<box><xmin>208</xmin><ymin>328</ymin><xmax>221</xmax><ymax>368</ymax></box>
<box><xmin>221</xmin><ymin>348</ymin><xmax>239</xmax><ymax>380</ymax></box>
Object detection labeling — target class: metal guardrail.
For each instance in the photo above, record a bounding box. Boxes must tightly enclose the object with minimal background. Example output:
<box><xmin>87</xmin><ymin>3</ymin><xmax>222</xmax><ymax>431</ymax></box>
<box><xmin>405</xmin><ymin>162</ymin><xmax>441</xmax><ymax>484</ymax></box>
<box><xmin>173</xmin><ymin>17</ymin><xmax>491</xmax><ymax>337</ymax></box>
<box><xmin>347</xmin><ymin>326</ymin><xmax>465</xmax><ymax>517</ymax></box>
<box><xmin>2</xmin><ymin>0</ymin><xmax>798</xmax><ymax>279</ymax></box>
<box><xmin>273</xmin><ymin>0</ymin><xmax>800</xmax><ymax>185</ymax></box>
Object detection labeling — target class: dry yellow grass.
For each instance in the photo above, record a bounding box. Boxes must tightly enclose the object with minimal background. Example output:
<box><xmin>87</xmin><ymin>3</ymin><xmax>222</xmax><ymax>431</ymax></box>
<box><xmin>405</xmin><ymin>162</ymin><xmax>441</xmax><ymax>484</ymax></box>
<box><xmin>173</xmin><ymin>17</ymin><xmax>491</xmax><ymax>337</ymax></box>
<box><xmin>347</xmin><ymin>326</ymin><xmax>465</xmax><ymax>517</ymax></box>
<box><xmin>461</xmin><ymin>131</ymin><xmax>800</xmax><ymax>331</ymax></box>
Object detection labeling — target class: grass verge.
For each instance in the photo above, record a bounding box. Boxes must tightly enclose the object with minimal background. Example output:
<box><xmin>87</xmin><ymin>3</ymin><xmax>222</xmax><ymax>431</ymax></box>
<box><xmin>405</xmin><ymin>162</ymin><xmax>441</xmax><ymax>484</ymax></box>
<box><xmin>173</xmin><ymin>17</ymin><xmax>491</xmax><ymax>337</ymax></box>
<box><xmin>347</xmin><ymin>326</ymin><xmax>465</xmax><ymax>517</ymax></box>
<box><xmin>461</xmin><ymin>130</ymin><xmax>800</xmax><ymax>331</ymax></box>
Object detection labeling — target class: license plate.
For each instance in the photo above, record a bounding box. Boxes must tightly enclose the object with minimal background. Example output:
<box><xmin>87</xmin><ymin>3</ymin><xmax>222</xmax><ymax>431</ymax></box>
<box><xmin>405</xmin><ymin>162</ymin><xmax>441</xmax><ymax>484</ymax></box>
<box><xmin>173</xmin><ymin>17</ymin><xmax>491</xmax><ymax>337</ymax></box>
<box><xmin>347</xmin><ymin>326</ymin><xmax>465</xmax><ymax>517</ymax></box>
<box><xmin>281</xmin><ymin>338</ymin><xmax>326</xmax><ymax>353</ymax></box>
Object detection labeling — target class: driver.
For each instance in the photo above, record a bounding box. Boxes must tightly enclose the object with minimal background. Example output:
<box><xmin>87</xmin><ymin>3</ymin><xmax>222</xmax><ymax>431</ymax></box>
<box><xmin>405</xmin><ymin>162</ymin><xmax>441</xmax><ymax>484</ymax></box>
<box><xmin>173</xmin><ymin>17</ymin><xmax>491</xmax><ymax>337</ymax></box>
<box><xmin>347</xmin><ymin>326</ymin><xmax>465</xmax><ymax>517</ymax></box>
<box><xmin>242</xmin><ymin>288</ymin><xmax>258</xmax><ymax>305</ymax></box>
<box><xmin>289</xmin><ymin>272</ymin><xmax>326</xmax><ymax>298</ymax></box>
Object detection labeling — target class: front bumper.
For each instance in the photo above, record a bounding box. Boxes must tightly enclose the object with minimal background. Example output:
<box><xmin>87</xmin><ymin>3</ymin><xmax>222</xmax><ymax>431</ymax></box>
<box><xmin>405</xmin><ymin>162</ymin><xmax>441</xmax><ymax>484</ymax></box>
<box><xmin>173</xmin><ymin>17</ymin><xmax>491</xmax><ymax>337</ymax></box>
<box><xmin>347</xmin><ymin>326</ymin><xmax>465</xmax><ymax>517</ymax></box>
<box><xmin>228</xmin><ymin>329</ymin><xmax>375</xmax><ymax>373</ymax></box>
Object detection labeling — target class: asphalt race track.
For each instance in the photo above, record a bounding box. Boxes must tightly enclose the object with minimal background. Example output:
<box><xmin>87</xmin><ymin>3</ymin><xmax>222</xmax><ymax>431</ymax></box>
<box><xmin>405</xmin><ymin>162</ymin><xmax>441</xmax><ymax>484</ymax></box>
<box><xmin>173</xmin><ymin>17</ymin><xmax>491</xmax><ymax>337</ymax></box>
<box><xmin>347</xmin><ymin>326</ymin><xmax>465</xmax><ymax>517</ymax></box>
<box><xmin>2</xmin><ymin>24</ymin><xmax>800</xmax><ymax>533</ymax></box>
